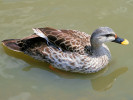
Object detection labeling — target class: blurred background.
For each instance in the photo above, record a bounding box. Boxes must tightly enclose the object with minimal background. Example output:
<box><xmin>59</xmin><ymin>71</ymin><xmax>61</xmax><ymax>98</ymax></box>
<box><xmin>0</xmin><ymin>0</ymin><xmax>133</xmax><ymax>100</ymax></box>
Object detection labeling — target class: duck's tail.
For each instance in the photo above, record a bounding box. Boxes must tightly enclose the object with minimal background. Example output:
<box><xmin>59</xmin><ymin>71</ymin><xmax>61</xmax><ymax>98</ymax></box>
<box><xmin>2</xmin><ymin>34</ymin><xmax>40</xmax><ymax>52</ymax></box>
<box><xmin>2</xmin><ymin>39</ymin><xmax>22</xmax><ymax>52</ymax></box>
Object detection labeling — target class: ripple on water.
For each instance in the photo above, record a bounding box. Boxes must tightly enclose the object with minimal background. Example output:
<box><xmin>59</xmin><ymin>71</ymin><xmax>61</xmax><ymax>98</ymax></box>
<box><xmin>8</xmin><ymin>92</ymin><xmax>31</xmax><ymax>100</ymax></box>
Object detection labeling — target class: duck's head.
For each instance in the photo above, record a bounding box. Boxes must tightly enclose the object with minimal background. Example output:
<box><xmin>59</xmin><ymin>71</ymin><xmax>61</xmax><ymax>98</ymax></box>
<box><xmin>90</xmin><ymin>27</ymin><xmax>129</xmax><ymax>47</ymax></box>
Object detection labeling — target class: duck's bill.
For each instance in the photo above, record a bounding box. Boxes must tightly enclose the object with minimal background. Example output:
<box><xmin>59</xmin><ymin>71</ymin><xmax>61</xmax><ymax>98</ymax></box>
<box><xmin>112</xmin><ymin>37</ymin><xmax>129</xmax><ymax>45</ymax></box>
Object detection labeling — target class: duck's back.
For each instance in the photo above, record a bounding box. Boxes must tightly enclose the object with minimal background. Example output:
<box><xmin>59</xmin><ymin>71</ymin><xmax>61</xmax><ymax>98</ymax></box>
<box><xmin>32</xmin><ymin>27</ymin><xmax>91</xmax><ymax>54</ymax></box>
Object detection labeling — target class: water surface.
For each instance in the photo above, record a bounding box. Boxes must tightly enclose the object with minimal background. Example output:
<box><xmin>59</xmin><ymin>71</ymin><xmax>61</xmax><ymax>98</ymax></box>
<box><xmin>0</xmin><ymin>0</ymin><xmax>133</xmax><ymax>100</ymax></box>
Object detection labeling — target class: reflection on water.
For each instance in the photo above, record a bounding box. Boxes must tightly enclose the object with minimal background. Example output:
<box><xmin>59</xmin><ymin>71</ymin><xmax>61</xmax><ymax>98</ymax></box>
<box><xmin>91</xmin><ymin>67</ymin><xmax>128</xmax><ymax>91</ymax></box>
<box><xmin>2</xmin><ymin>44</ymin><xmax>128</xmax><ymax>92</ymax></box>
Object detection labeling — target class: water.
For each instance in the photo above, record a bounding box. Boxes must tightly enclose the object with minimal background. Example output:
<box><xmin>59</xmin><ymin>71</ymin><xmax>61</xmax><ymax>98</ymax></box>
<box><xmin>0</xmin><ymin>0</ymin><xmax>133</xmax><ymax>100</ymax></box>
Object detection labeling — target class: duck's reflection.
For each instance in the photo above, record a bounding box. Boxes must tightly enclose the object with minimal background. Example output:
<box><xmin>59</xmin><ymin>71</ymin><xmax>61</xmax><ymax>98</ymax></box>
<box><xmin>91</xmin><ymin>67</ymin><xmax>128</xmax><ymax>91</ymax></box>
<box><xmin>2</xmin><ymin>45</ymin><xmax>128</xmax><ymax>92</ymax></box>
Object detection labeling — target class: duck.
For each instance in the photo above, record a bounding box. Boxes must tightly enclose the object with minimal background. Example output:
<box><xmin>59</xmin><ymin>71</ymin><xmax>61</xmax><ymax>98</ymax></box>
<box><xmin>2</xmin><ymin>27</ymin><xmax>129</xmax><ymax>73</ymax></box>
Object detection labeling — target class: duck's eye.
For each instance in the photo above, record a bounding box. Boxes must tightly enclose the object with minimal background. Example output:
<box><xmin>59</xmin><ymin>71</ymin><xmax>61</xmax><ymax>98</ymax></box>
<box><xmin>105</xmin><ymin>34</ymin><xmax>113</xmax><ymax>37</ymax></box>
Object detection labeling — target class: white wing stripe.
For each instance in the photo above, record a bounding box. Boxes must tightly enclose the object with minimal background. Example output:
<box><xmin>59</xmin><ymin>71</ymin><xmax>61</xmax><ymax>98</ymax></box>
<box><xmin>32</xmin><ymin>28</ymin><xmax>49</xmax><ymax>42</ymax></box>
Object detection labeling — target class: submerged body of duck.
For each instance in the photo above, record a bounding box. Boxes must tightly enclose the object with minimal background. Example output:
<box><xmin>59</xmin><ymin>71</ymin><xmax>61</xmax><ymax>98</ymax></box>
<box><xmin>2</xmin><ymin>27</ymin><xmax>129</xmax><ymax>73</ymax></box>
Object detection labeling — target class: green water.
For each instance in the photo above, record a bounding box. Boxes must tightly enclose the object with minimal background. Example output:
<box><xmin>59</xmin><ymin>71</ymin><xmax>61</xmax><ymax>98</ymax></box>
<box><xmin>0</xmin><ymin>0</ymin><xmax>133</xmax><ymax>100</ymax></box>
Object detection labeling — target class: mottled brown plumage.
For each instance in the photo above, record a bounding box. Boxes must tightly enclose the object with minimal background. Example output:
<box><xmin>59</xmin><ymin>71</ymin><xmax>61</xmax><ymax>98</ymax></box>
<box><xmin>34</xmin><ymin>27</ymin><xmax>91</xmax><ymax>54</ymax></box>
<box><xmin>2</xmin><ymin>27</ymin><xmax>129</xmax><ymax>73</ymax></box>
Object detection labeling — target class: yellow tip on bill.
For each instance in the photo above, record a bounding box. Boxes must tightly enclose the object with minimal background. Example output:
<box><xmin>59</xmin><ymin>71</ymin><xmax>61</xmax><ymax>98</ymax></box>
<box><xmin>121</xmin><ymin>39</ymin><xmax>129</xmax><ymax>45</ymax></box>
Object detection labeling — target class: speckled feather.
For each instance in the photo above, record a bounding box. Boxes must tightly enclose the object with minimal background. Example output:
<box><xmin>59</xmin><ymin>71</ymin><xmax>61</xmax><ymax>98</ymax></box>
<box><xmin>2</xmin><ymin>27</ymin><xmax>111</xmax><ymax>73</ymax></box>
<box><xmin>33</xmin><ymin>27</ymin><xmax>91</xmax><ymax>54</ymax></box>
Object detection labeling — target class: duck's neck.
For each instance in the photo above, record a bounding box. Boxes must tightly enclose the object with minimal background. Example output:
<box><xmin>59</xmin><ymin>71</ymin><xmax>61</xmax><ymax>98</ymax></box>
<box><xmin>91</xmin><ymin>43</ymin><xmax>111</xmax><ymax>58</ymax></box>
<box><xmin>91</xmin><ymin>43</ymin><xmax>102</xmax><ymax>50</ymax></box>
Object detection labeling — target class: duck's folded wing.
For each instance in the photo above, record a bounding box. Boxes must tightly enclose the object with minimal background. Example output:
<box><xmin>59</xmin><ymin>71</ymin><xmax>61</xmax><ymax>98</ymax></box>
<box><xmin>32</xmin><ymin>27</ymin><xmax>91</xmax><ymax>54</ymax></box>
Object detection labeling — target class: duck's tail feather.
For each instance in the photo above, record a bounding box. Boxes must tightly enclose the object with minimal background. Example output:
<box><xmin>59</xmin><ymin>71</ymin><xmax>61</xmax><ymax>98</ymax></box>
<box><xmin>1</xmin><ymin>34</ymin><xmax>42</xmax><ymax>52</ymax></box>
<box><xmin>2</xmin><ymin>39</ymin><xmax>22</xmax><ymax>52</ymax></box>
